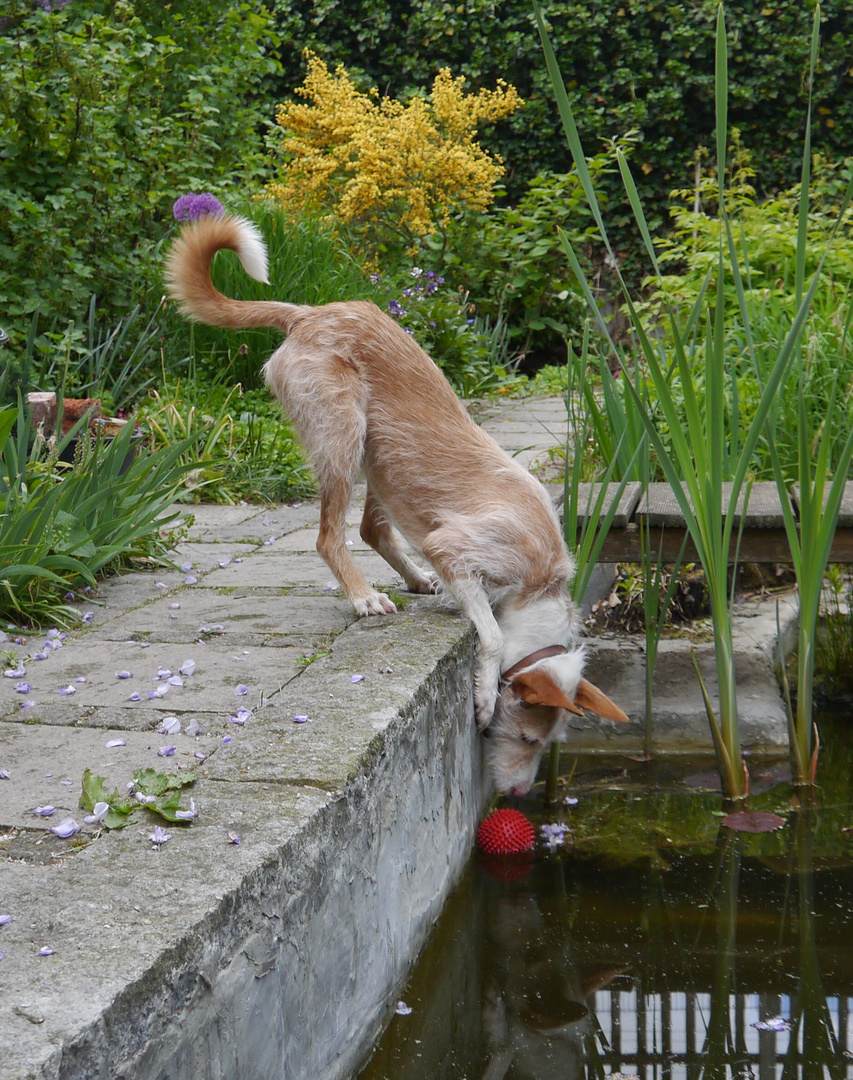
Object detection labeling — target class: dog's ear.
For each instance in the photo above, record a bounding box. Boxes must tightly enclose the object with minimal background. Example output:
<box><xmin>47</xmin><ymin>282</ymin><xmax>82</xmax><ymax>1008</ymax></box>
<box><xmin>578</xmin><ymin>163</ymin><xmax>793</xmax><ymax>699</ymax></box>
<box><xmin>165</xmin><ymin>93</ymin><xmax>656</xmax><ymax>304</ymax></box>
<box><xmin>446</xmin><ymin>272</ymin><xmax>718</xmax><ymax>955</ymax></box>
<box><xmin>511</xmin><ymin>671</ymin><xmax>629</xmax><ymax>723</ymax></box>
<box><xmin>574</xmin><ymin>678</ymin><xmax>630</xmax><ymax>723</ymax></box>
<box><xmin>510</xmin><ymin>669</ymin><xmax>585</xmax><ymax>715</ymax></box>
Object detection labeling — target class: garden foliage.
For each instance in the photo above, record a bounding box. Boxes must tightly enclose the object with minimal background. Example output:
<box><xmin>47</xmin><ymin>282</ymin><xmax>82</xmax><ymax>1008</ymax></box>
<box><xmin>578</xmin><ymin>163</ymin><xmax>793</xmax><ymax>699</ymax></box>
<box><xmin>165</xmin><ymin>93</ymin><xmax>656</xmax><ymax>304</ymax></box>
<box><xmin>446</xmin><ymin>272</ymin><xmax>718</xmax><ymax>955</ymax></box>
<box><xmin>0</xmin><ymin>0</ymin><xmax>278</xmax><ymax>345</ymax></box>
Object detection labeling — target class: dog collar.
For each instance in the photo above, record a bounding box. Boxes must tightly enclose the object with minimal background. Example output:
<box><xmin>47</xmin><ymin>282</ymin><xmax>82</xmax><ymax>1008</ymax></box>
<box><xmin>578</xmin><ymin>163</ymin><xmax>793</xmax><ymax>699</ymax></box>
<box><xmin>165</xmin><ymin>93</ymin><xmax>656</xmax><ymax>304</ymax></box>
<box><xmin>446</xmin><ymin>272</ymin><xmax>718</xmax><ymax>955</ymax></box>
<box><xmin>501</xmin><ymin>645</ymin><xmax>567</xmax><ymax>683</ymax></box>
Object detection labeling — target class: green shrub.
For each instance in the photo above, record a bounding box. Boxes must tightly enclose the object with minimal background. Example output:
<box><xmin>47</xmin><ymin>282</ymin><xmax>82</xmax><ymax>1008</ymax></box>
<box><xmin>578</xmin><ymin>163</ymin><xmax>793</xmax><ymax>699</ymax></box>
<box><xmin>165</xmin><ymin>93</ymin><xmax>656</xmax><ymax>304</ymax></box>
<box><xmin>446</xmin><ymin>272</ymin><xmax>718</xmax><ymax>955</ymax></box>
<box><xmin>0</xmin><ymin>0</ymin><xmax>278</xmax><ymax>347</ymax></box>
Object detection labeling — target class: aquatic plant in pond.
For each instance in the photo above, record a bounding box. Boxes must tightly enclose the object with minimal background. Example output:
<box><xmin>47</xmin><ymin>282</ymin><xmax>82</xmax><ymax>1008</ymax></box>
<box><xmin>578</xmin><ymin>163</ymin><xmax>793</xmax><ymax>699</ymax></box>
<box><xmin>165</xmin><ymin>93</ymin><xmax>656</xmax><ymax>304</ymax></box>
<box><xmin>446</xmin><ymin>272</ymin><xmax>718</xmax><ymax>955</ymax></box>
<box><xmin>536</xmin><ymin>2</ymin><xmax>852</xmax><ymax>800</ymax></box>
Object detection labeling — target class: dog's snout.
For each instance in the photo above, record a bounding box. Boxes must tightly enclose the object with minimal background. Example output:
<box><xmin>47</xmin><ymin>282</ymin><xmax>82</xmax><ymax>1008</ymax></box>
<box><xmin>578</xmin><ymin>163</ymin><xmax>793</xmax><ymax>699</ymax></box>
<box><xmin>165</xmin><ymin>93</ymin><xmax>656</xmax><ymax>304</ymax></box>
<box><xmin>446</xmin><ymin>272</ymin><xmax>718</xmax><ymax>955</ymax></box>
<box><xmin>481</xmin><ymin>726</ymin><xmax>492</xmax><ymax>739</ymax></box>
<box><xmin>510</xmin><ymin>784</ymin><xmax>531</xmax><ymax>799</ymax></box>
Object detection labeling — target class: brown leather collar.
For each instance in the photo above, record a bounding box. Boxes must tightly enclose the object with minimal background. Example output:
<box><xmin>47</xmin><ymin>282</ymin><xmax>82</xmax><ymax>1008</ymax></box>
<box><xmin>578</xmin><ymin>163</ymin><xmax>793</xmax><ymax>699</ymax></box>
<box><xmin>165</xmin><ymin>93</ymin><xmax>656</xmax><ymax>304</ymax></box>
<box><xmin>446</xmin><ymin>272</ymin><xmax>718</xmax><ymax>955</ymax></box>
<box><xmin>501</xmin><ymin>645</ymin><xmax>567</xmax><ymax>683</ymax></box>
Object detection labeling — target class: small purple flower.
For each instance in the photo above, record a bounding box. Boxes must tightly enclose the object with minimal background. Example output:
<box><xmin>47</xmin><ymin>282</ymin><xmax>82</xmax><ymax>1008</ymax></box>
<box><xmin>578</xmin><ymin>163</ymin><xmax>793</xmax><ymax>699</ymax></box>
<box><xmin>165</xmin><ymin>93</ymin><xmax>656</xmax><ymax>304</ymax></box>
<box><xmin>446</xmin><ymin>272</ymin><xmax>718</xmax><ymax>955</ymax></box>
<box><xmin>82</xmin><ymin>612</ymin><xmax>94</xmax><ymax>624</ymax></box>
<box><xmin>174</xmin><ymin>799</ymin><xmax>198</xmax><ymax>821</ymax></box>
<box><xmin>33</xmin><ymin>805</ymin><xmax>56</xmax><ymax>817</ymax></box>
<box><xmin>157</xmin><ymin>746</ymin><xmax>176</xmax><ymax>757</ymax></box>
<box><xmin>128</xmin><ymin>692</ymin><xmax>142</xmax><ymax>702</ymax></box>
<box><xmin>32</xmin><ymin>650</ymin><xmax>50</xmax><ymax>661</ymax></box>
<box><xmin>149</xmin><ymin>684</ymin><xmax>169</xmax><ymax>699</ymax></box>
<box><xmin>0</xmin><ymin>770</ymin><xmax>9</xmax><ymax>779</ymax></box>
<box><xmin>149</xmin><ymin>825</ymin><xmax>172</xmax><ymax>847</ymax></box>
<box><xmin>57</xmin><ymin>685</ymin><xmax>75</xmax><ymax>696</ymax></box>
<box><xmin>38</xmin><ymin>946</ymin><xmax>56</xmax><ymax>956</ymax></box>
<box><xmin>3</xmin><ymin>663</ymin><xmax>26</xmax><ymax>678</ymax></box>
<box><xmin>227</xmin><ymin>831</ymin><xmax>241</xmax><ymax>844</ymax></box>
<box><xmin>180</xmin><ymin>562</ymin><xmax>193</xmax><ymax>573</ymax></box>
<box><xmin>235</xmin><ymin>684</ymin><xmax>249</xmax><ymax>697</ymax></box>
<box><xmin>158</xmin><ymin>716</ymin><xmax>181</xmax><ymax>736</ymax></box>
<box><xmin>84</xmin><ymin>802</ymin><xmax>109</xmax><ymax>824</ymax></box>
<box><xmin>185</xmin><ymin>575</ymin><xmax>198</xmax><ymax>585</ymax></box>
<box><xmin>179</xmin><ymin>659</ymin><xmax>196</xmax><ymax>676</ymax></box>
<box><xmin>106</xmin><ymin>737</ymin><xmax>127</xmax><ymax>748</ymax></box>
<box><xmin>20</xmin><ymin>699</ymin><xmax>37</xmax><ymax>708</ymax></box>
<box><xmin>115</xmin><ymin>671</ymin><xmax>133</xmax><ymax>680</ymax></box>
<box><xmin>14</xmin><ymin>680</ymin><xmax>30</xmax><ymax>693</ymax></box>
<box><xmin>156</xmin><ymin>667</ymin><xmax>173</xmax><ymax>679</ymax></box>
<box><xmin>350</xmin><ymin>674</ymin><xmax>364</xmax><ymax>684</ymax></box>
<box><xmin>293</xmin><ymin>714</ymin><xmax>310</xmax><ymax>724</ymax></box>
<box><xmin>50</xmin><ymin>817</ymin><xmax>80</xmax><ymax>839</ymax></box>
<box><xmin>229</xmin><ymin>707</ymin><xmax>251</xmax><ymax>726</ymax></box>
<box><xmin>184</xmin><ymin>718</ymin><xmax>204</xmax><ymax>737</ymax></box>
<box><xmin>135</xmin><ymin>793</ymin><xmax>157</xmax><ymax>805</ymax></box>
<box><xmin>0</xmin><ymin>914</ymin><xmax>11</xmax><ymax>925</ymax></box>
<box><xmin>173</xmin><ymin>192</ymin><xmax>224</xmax><ymax>222</ymax></box>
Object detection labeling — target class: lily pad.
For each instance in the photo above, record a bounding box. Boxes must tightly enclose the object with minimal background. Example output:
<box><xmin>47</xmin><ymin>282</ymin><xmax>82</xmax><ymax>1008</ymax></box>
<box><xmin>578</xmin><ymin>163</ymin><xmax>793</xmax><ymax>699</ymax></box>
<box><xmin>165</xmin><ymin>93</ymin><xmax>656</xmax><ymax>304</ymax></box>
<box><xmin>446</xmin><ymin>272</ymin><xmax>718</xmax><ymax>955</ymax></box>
<box><xmin>722</xmin><ymin>811</ymin><xmax>787</xmax><ymax>833</ymax></box>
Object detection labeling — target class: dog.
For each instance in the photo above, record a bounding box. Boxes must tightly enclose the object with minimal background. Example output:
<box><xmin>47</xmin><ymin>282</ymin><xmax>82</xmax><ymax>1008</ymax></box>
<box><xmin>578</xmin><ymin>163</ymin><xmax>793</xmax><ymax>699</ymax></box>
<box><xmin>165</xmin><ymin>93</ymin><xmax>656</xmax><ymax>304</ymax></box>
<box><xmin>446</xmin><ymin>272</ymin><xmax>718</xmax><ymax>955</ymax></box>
<box><xmin>164</xmin><ymin>213</ymin><xmax>629</xmax><ymax>796</ymax></box>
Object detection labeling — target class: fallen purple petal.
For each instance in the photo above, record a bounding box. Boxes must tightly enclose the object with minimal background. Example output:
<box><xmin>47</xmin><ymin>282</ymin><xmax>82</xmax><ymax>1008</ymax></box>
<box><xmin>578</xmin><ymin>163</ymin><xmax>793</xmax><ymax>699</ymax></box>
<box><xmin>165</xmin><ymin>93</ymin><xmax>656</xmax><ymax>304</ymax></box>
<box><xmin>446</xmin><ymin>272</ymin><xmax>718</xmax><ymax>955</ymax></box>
<box><xmin>179</xmin><ymin>659</ymin><xmax>196</xmax><ymax>676</ymax></box>
<box><xmin>33</xmin><ymin>806</ymin><xmax>56</xmax><ymax>817</ymax></box>
<box><xmin>84</xmin><ymin>801</ymin><xmax>110</xmax><ymax>825</ymax></box>
<box><xmin>222</xmin><ymin>735</ymin><xmax>233</xmax><ymax>744</ymax></box>
<box><xmin>50</xmin><ymin>817</ymin><xmax>80</xmax><ymax>838</ymax></box>
<box><xmin>3</xmin><ymin>664</ymin><xmax>26</xmax><ymax>678</ymax></box>
<box><xmin>753</xmin><ymin>1017</ymin><xmax>793</xmax><ymax>1032</ymax></box>
<box><xmin>32</xmin><ymin>651</ymin><xmax>50</xmax><ymax>661</ymax></box>
<box><xmin>127</xmin><ymin>692</ymin><xmax>142</xmax><ymax>702</ymax></box>
<box><xmin>227</xmin><ymin>831</ymin><xmax>241</xmax><ymax>844</ymax></box>
<box><xmin>38</xmin><ymin>946</ymin><xmax>55</xmax><ymax>956</ymax></box>
<box><xmin>0</xmin><ymin>914</ymin><xmax>11</xmax><ymax>925</ymax></box>
<box><xmin>235</xmin><ymin>684</ymin><xmax>249</xmax><ymax>696</ymax></box>
<box><xmin>74</xmin><ymin>676</ymin><xmax>86</xmax><ymax>683</ymax></box>
<box><xmin>149</xmin><ymin>684</ymin><xmax>170</xmax><ymax>699</ymax></box>
<box><xmin>19</xmin><ymin>700</ymin><xmax>37</xmax><ymax>708</ymax></box>
<box><xmin>169</xmin><ymin>602</ymin><xmax>181</xmax><ymax>610</ymax></box>
<box><xmin>293</xmin><ymin>714</ymin><xmax>310</xmax><ymax>724</ymax></box>
<box><xmin>82</xmin><ymin>612</ymin><xmax>94</xmax><ymax>624</ymax></box>
<box><xmin>218</xmin><ymin>557</ymin><xmax>231</xmax><ymax>568</ymax></box>
<box><xmin>174</xmin><ymin>799</ymin><xmax>198</xmax><ymax>821</ymax></box>
<box><xmin>0</xmin><ymin>770</ymin><xmax>9</xmax><ymax>779</ymax></box>
<box><xmin>135</xmin><ymin>793</ymin><xmax>157</xmax><ymax>805</ymax></box>
<box><xmin>194</xmin><ymin>752</ymin><xmax>206</xmax><ymax>760</ymax></box>
<box><xmin>158</xmin><ymin>716</ymin><xmax>181</xmax><ymax>736</ymax></box>
<box><xmin>157</xmin><ymin>746</ymin><xmax>177</xmax><ymax>757</ymax></box>
<box><xmin>167</xmin><ymin>675</ymin><xmax>184</xmax><ymax>687</ymax></box>
<box><xmin>185</xmin><ymin>575</ymin><xmax>198</xmax><ymax>585</ymax></box>
<box><xmin>115</xmin><ymin>671</ymin><xmax>133</xmax><ymax>680</ymax></box>
<box><xmin>184</xmin><ymin>718</ymin><xmax>204</xmax><ymax>737</ymax></box>
<box><xmin>149</xmin><ymin>825</ymin><xmax>171</xmax><ymax>847</ymax></box>
<box><xmin>350</xmin><ymin>674</ymin><xmax>364</xmax><ymax>684</ymax></box>
<box><xmin>106</xmin><ymin>737</ymin><xmax>126</xmax><ymax>748</ymax></box>
<box><xmin>156</xmin><ymin>668</ymin><xmax>173</xmax><ymax>679</ymax></box>
<box><xmin>57</xmin><ymin>685</ymin><xmax>76</xmax><ymax>696</ymax></box>
<box><xmin>180</xmin><ymin>561</ymin><xmax>193</xmax><ymax>573</ymax></box>
<box><xmin>14</xmin><ymin>681</ymin><xmax>31</xmax><ymax>693</ymax></box>
<box><xmin>395</xmin><ymin>1001</ymin><xmax>413</xmax><ymax>1016</ymax></box>
<box><xmin>564</xmin><ymin>796</ymin><xmax>579</xmax><ymax>806</ymax></box>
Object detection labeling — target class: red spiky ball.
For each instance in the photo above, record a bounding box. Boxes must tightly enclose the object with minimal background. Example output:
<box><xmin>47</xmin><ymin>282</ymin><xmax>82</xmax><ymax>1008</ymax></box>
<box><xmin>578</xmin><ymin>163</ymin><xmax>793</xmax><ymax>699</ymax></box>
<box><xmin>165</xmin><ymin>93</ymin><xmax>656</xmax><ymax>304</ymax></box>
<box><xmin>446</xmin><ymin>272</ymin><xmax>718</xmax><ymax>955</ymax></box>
<box><xmin>477</xmin><ymin>808</ymin><xmax>536</xmax><ymax>855</ymax></box>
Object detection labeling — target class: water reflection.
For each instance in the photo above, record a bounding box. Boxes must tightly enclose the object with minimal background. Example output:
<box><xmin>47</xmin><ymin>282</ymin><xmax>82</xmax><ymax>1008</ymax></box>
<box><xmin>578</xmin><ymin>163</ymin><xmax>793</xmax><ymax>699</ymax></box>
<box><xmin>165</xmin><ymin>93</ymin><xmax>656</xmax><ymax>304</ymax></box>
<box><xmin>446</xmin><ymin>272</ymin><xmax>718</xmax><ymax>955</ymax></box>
<box><xmin>358</xmin><ymin>803</ymin><xmax>853</xmax><ymax>1080</ymax></box>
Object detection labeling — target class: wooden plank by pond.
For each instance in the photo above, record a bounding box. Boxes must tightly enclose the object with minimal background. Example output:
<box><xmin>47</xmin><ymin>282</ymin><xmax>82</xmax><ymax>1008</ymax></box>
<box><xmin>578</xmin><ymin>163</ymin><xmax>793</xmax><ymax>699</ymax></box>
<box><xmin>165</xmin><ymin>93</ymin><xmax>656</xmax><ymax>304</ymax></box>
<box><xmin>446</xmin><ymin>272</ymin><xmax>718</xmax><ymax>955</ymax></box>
<box><xmin>638</xmin><ymin>482</ymin><xmax>787</xmax><ymax>528</ymax></box>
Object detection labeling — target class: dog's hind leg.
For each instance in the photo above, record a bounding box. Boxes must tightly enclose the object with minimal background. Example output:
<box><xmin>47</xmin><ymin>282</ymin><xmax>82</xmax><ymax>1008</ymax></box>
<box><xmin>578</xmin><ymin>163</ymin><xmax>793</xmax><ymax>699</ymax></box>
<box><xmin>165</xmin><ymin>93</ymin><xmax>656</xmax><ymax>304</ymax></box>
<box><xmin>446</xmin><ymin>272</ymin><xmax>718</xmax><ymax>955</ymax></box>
<box><xmin>360</xmin><ymin>487</ymin><xmax>437</xmax><ymax>595</ymax></box>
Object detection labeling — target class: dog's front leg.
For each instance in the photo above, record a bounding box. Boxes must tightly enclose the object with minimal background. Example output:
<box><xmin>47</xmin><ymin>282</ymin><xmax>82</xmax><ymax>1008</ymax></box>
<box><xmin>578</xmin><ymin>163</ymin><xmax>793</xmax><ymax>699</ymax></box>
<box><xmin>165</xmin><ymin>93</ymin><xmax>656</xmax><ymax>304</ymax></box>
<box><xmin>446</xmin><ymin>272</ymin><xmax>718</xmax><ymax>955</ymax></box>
<box><xmin>443</xmin><ymin>577</ymin><xmax>504</xmax><ymax>728</ymax></box>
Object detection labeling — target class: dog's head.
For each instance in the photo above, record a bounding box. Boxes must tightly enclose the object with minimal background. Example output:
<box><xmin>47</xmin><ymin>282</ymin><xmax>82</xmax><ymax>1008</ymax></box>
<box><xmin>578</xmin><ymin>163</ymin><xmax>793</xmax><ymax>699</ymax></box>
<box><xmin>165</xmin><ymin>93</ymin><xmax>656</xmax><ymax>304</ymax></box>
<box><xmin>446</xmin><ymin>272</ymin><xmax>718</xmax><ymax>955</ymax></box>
<box><xmin>485</xmin><ymin>649</ymin><xmax>629</xmax><ymax>798</ymax></box>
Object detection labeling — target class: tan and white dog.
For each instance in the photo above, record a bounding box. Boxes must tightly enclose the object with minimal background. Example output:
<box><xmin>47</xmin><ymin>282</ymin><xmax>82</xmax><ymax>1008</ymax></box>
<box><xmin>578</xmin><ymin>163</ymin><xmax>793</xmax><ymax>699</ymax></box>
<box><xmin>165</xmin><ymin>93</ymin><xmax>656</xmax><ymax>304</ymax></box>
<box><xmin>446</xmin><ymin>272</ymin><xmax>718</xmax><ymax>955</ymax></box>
<box><xmin>165</xmin><ymin>213</ymin><xmax>628</xmax><ymax>796</ymax></box>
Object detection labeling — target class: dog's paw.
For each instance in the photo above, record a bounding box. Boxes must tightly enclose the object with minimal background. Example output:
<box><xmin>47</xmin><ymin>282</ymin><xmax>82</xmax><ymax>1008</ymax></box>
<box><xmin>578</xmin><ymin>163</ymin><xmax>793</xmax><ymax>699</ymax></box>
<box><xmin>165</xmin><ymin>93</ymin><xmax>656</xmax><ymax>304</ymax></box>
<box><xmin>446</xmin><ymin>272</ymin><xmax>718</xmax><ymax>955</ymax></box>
<box><xmin>407</xmin><ymin>570</ymin><xmax>440</xmax><ymax>595</ymax></box>
<box><xmin>354</xmin><ymin>591</ymin><xmax>397</xmax><ymax>617</ymax></box>
<box><xmin>474</xmin><ymin>686</ymin><xmax>498</xmax><ymax>730</ymax></box>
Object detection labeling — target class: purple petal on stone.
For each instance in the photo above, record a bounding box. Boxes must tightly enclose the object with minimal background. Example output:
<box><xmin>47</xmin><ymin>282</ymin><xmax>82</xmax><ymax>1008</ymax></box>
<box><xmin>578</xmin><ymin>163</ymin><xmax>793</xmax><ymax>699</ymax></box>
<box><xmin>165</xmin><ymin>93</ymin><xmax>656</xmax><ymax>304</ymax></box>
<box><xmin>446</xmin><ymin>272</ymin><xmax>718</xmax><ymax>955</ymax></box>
<box><xmin>185</xmin><ymin>575</ymin><xmax>198</xmax><ymax>585</ymax></box>
<box><xmin>395</xmin><ymin>1001</ymin><xmax>413</xmax><ymax>1016</ymax></box>
<box><xmin>222</xmin><ymin>735</ymin><xmax>233</xmax><ymax>744</ymax></box>
<box><xmin>3</xmin><ymin>664</ymin><xmax>26</xmax><ymax>678</ymax></box>
<box><xmin>82</xmin><ymin>612</ymin><xmax>94</xmax><ymax>624</ymax></box>
<box><xmin>74</xmin><ymin>676</ymin><xmax>86</xmax><ymax>683</ymax></box>
<box><xmin>157</xmin><ymin>668</ymin><xmax>173</xmax><ymax>679</ymax></box>
<box><xmin>156</xmin><ymin>582</ymin><xmax>167</xmax><ymax>589</ymax></box>
<box><xmin>57</xmin><ymin>685</ymin><xmax>76</xmax><ymax>696</ymax></box>
<box><xmin>33</xmin><ymin>805</ymin><xmax>56</xmax><ymax>817</ymax></box>
<box><xmin>92</xmin><ymin>802</ymin><xmax>109</xmax><ymax>820</ymax></box>
<box><xmin>46</xmin><ymin>629</ymin><xmax>61</xmax><ymax>640</ymax></box>
<box><xmin>38</xmin><ymin>946</ymin><xmax>55</xmax><ymax>956</ymax></box>
<box><xmin>184</xmin><ymin>718</ymin><xmax>204</xmax><ymax>737</ymax></box>
<box><xmin>50</xmin><ymin>817</ymin><xmax>80</xmax><ymax>838</ymax></box>
<box><xmin>115</xmin><ymin>671</ymin><xmax>133</xmax><ymax>680</ymax></box>
<box><xmin>32</xmin><ymin>651</ymin><xmax>50</xmax><ymax>661</ymax></box>
<box><xmin>174</xmin><ymin>799</ymin><xmax>198</xmax><ymax>821</ymax></box>
<box><xmin>0</xmin><ymin>770</ymin><xmax>10</xmax><ymax>779</ymax></box>
<box><xmin>181</xmin><ymin>561</ymin><xmax>192</xmax><ymax>573</ymax></box>
<box><xmin>0</xmin><ymin>914</ymin><xmax>11</xmax><ymax>925</ymax></box>
<box><xmin>14</xmin><ymin>681</ymin><xmax>31</xmax><ymax>693</ymax></box>
<box><xmin>194</xmin><ymin>751</ymin><xmax>206</xmax><ymax>760</ymax></box>
<box><xmin>157</xmin><ymin>746</ymin><xmax>177</xmax><ymax>757</ymax></box>
<box><xmin>135</xmin><ymin>793</ymin><xmax>157</xmax><ymax>804</ymax></box>
<box><xmin>149</xmin><ymin>825</ymin><xmax>171</xmax><ymax>846</ymax></box>
<box><xmin>60</xmin><ymin>778</ymin><xmax>73</xmax><ymax>786</ymax></box>
<box><xmin>106</xmin><ymin>738</ymin><xmax>126</xmax><ymax>748</ymax></box>
<box><xmin>170</xmin><ymin>602</ymin><xmax>181</xmax><ymax>609</ymax></box>
<box><xmin>20</xmin><ymin>700</ymin><xmax>37</xmax><ymax>708</ymax></box>
<box><xmin>179</xmin><ymin>659</ymin><xmax>196</xmax><ymax>676</ymax></box>
<box><xmin>227</xmin><ymin>831</ymin><xmax>241</xmax><ymax>844</ymax></box>
<box><xmin>218</xmin><ymin>557</ymin><xmax>231</xmax><ymax>568</ymax></box>
<box><xmin>167</xmin><ymin>675</ymin><xmax>184</xmax><ymax>687</ymax></box>
<box><xmin>235</xmin><ymin>684</ymin><xmax>249</xmax><ymax>696</ymax></box>
<box><xmin>158</xmin><ymin>716</ymin><xmax>181</xmax><ymax>736</ymax></box>
<box><xmin>293</xmin><ymin>715</ymin><xmax>310</xmax><ymax>724</ymax></box>
<box><xmin>128</xmin><ymin>692</ymin><xmax>142</xmax><ymax>702</ymax></box>
<box><xmin>149</xmin><ymin>684</ymin><xmax>169</xmax><ymax>699</ymax></box>
<box><xmin>0</xmin><ymin>950</ymin><xmax>4</xmax><ymax>960</ymax></box>
<box><xmin>350</xmin><ymin>674</ymin><xmax>364</xmax><ymax>684</ymax></box>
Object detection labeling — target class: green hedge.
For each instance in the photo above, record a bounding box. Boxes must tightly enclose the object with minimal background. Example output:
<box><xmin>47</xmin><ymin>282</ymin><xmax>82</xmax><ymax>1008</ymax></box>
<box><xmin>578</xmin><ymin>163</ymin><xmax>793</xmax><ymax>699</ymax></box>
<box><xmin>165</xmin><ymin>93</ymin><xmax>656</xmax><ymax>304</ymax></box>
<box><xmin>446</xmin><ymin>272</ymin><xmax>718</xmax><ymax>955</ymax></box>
<box><xmin>266</xmin><ymin>0</ymin><xmax>852</xmax><ymax>232</ymax></box>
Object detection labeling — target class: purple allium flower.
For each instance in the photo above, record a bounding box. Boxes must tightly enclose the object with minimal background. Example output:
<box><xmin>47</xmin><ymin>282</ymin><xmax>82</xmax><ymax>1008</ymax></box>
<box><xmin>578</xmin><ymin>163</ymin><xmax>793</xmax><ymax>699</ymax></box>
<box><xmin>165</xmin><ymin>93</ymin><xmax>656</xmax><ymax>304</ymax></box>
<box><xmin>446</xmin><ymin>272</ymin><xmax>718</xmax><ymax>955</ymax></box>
<box><xmin>50</xmin><ymin>817</ymin><xmax>80</xmax><ymax>838</ymax></box>
<box><xmin>173</xmin><ymin>193</ymin><xmax>224</xmax><ymax>222</ymax></box>
<box><xmin>149</xmin><ymin>825</ymin><xmax>171</xmax><ymax>847</ymax></box>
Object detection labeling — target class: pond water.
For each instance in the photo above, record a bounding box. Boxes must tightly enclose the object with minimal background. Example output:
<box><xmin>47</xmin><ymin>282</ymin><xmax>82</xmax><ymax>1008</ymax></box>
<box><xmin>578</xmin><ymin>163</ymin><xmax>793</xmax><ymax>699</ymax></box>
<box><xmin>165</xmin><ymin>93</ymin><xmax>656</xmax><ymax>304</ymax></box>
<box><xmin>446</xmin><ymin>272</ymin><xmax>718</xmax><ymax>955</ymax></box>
<box><xmin>358</xmin><ymin>712</ymin><xmax>853</xmax><ymax>1080</ymax></box>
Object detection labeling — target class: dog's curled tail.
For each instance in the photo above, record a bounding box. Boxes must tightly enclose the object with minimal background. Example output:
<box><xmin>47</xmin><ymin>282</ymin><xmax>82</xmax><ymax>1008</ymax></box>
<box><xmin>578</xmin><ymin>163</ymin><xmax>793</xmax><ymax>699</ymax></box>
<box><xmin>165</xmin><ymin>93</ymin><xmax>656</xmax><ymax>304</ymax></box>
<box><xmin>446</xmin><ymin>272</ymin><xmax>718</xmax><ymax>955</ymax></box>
<box><xmin>164</xmin><ymin>213</ymin><xmax>304</xmax><ymax>335</ymax></box>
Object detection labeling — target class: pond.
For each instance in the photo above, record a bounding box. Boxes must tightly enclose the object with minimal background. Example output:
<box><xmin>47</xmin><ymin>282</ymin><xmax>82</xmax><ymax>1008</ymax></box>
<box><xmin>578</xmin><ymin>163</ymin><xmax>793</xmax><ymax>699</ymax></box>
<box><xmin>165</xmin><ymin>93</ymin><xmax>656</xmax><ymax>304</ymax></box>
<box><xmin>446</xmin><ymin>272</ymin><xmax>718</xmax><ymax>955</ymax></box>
<box><xmin>357</xmin><ymin>710</ymin><xmax>853</xmax><ymax>1080</ymax></box>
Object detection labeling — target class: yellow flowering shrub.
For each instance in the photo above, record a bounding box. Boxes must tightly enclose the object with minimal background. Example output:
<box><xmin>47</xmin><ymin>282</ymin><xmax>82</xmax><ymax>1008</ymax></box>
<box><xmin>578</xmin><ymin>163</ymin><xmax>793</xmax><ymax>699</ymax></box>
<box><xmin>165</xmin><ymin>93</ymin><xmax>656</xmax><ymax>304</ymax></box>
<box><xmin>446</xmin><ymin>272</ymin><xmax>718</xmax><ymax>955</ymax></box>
<box><xmin>267</xmin><ymin>54</ymin><xmax>522</xmax><ymax>246</ymax></box>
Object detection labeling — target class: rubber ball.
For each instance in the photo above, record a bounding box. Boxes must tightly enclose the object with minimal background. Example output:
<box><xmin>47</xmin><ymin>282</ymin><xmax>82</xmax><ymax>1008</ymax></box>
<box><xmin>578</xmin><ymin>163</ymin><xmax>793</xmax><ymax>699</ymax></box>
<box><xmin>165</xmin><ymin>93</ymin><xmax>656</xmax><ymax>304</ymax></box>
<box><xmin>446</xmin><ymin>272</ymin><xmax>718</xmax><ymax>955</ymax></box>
<box><xmin>476</xmin><ymin>808</ymin><xmax>536</xmax><ymax>855</ymax></box>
